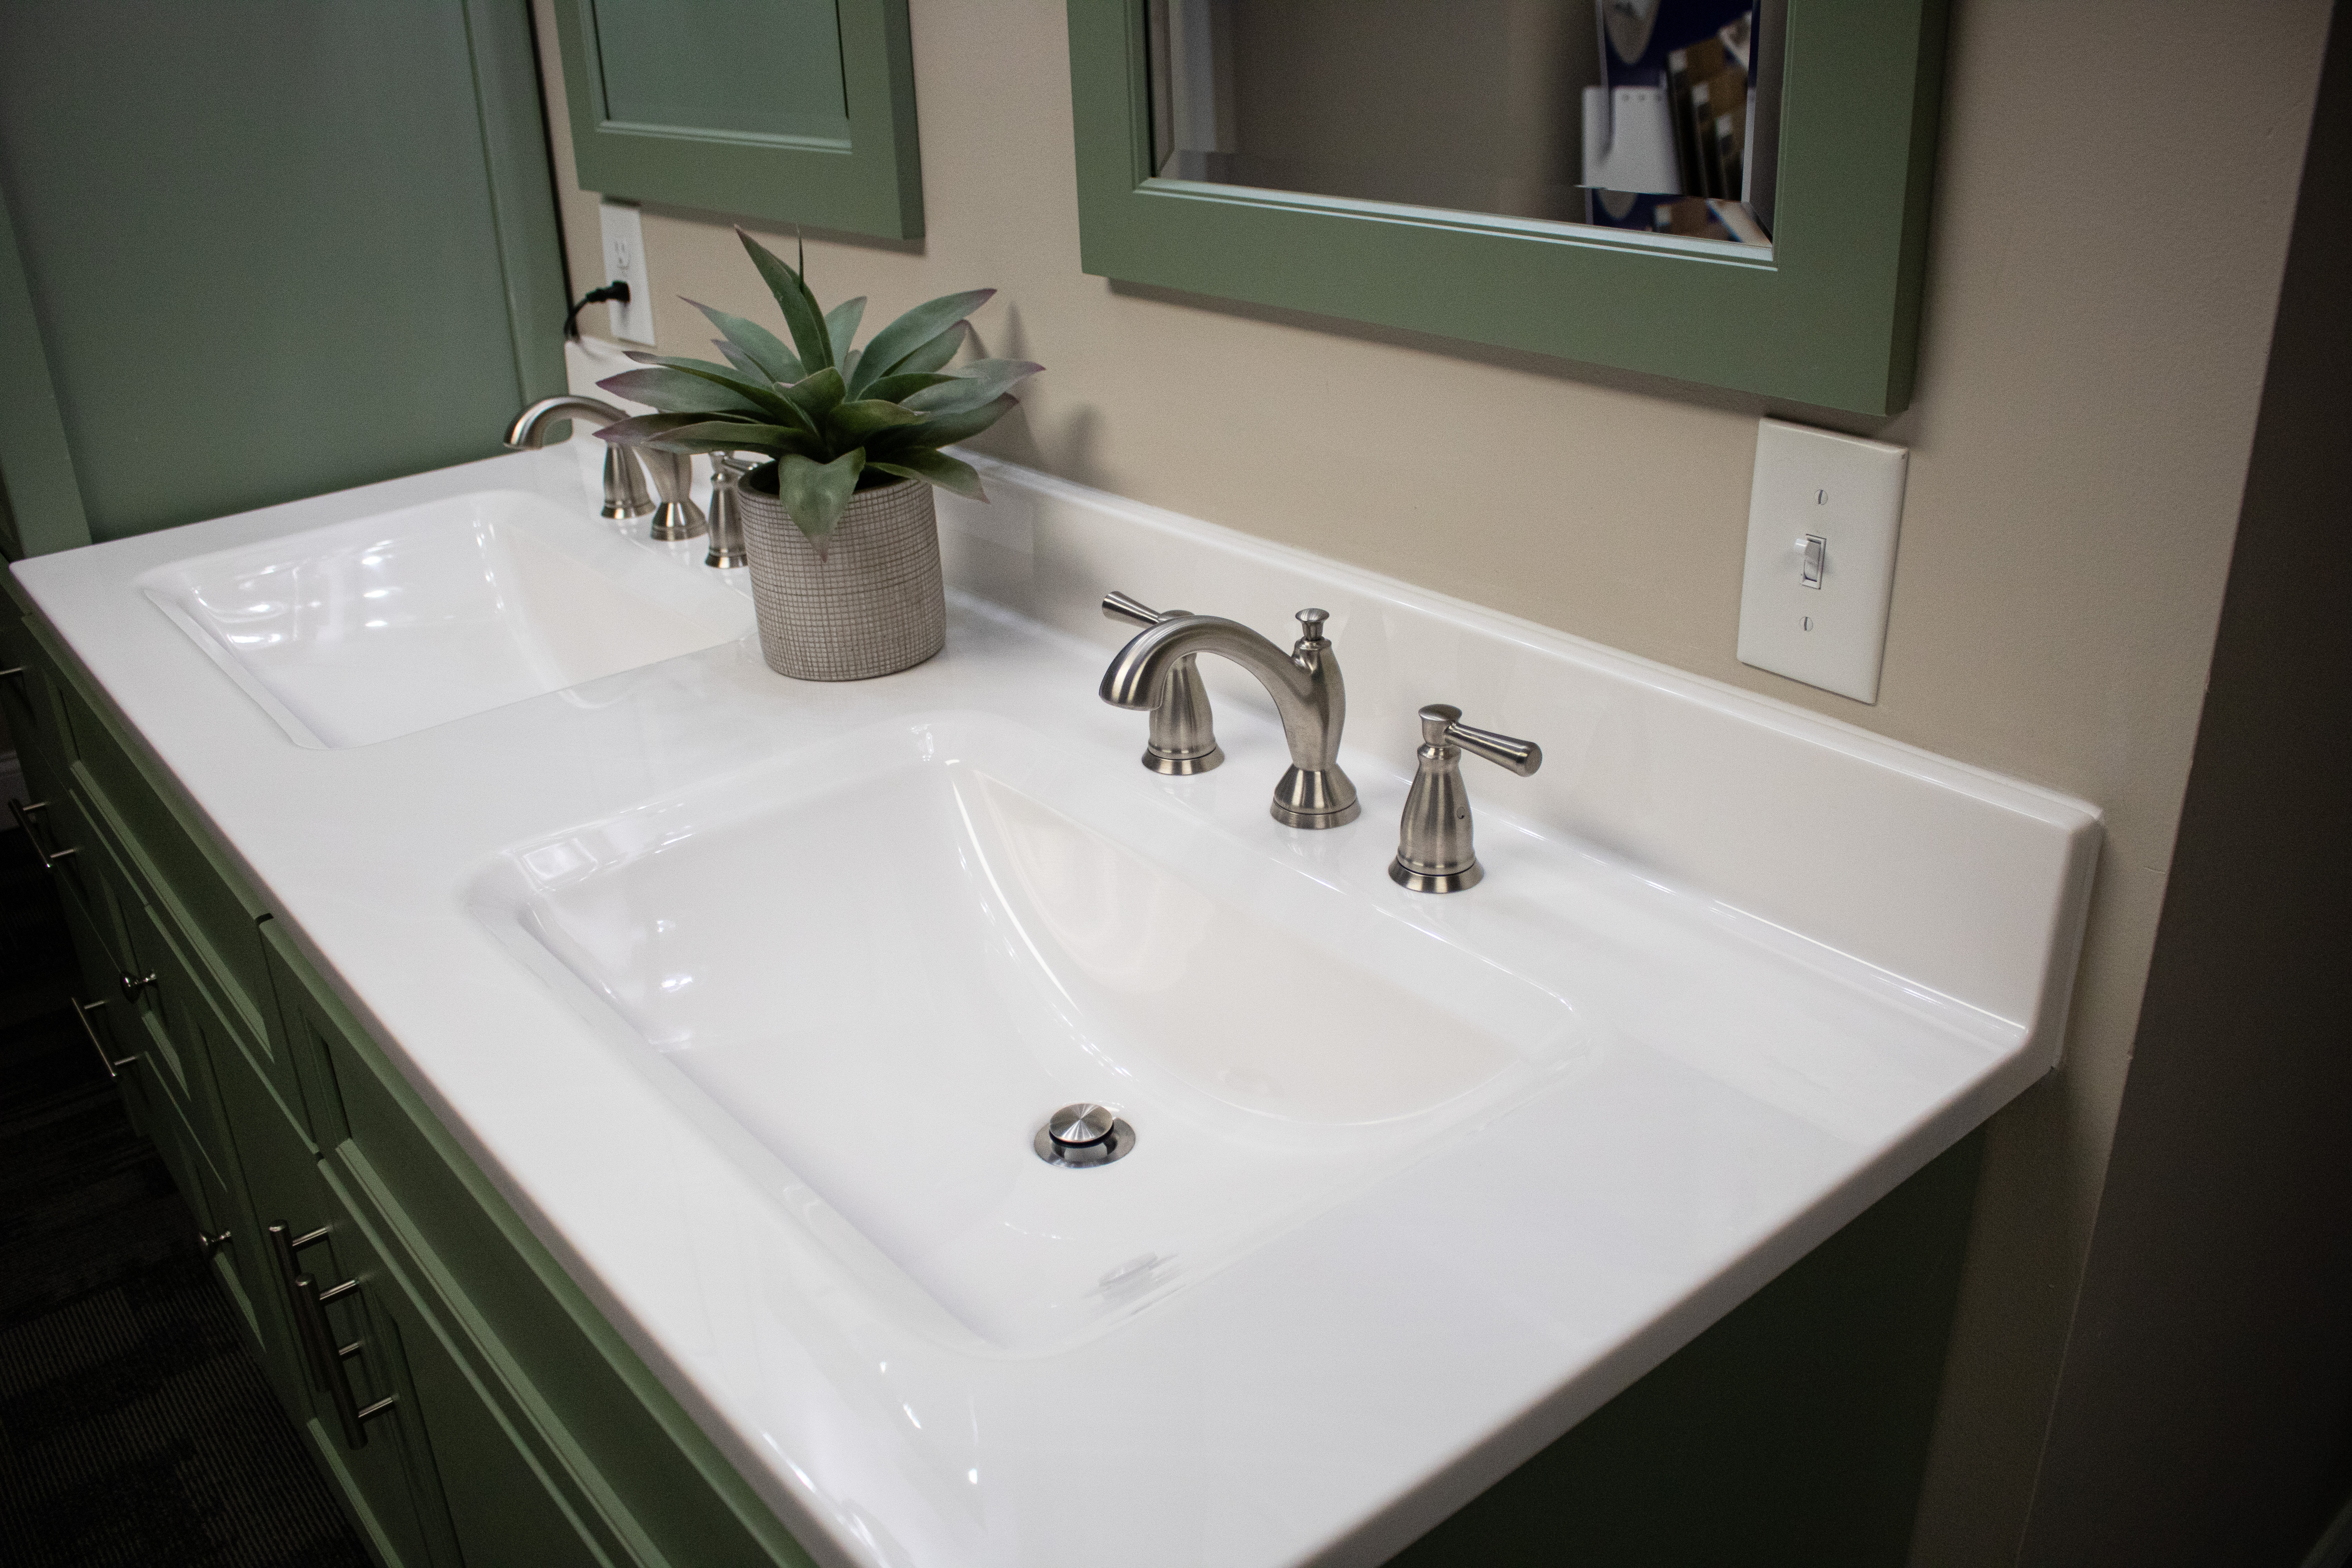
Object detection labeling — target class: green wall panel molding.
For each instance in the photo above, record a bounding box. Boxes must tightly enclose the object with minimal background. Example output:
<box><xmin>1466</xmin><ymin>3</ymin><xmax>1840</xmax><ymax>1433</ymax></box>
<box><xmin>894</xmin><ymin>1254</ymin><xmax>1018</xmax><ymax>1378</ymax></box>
<box><xmin>0</xmin><ymin>198</ymin><xmax>90</xmax><ymax>559</ymax></box>
<box><xmin>1065</xmin><ymin>0</ymin><xmax>1949</xmax><ymax>416</ymax></box>
<box><xmin>0</xmin><ymin>0</ymin><xmax>566</xmax><ymax>553</ymax></box>
<box><xmin>553</xmin><ymin>0</ymin><xmax>925</xmax><ymax>239</ymax></box>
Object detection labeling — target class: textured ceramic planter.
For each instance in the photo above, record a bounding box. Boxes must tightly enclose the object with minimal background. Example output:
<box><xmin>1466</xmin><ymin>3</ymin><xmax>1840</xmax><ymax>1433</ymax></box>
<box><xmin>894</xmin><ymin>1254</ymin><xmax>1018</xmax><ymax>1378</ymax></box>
<box><xmin>736</xmin><ymin>472</ymin><xmax>945</xmax><ymax>681</ymax></box>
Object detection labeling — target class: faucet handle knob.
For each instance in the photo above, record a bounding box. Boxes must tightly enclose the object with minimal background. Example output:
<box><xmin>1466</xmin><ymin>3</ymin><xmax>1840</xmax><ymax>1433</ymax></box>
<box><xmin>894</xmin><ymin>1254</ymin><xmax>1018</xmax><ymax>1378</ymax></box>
<box><xmin>1295</xmin><ymin>608</ymin><xmax>1331</xmax><ymax>642</ymax></box>
<box><xmin>1103</xmin><ymin>591</ymin><xmax>1187</xmax><ymax>629</ymax></box>
<box><xmin>1419</xmin><ymin>704</ymin><xmax>1543</xmax><ymax>777</ymax></box>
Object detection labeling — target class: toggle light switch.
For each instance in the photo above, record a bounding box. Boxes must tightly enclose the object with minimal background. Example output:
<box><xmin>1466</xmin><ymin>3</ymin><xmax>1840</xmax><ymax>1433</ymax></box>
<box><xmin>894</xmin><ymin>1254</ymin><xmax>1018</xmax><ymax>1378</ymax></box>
<box><xmin>1737</xmin><ymin>419</ymin><xmax>1908</xmax><ymax>703</ymax></box>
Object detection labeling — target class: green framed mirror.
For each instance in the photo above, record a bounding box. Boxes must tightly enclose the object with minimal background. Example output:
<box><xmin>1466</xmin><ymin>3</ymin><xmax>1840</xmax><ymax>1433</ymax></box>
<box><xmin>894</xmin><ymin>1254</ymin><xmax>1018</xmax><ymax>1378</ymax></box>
<box><xmin>552</xmin><ymin>0</ymin><xmax>924</xmax><ymax>240</ymax></box>
<box><xmin>1066</xmin><ymin>0</ymin><xmax>1947</xmax><ymax>415</ymax></box>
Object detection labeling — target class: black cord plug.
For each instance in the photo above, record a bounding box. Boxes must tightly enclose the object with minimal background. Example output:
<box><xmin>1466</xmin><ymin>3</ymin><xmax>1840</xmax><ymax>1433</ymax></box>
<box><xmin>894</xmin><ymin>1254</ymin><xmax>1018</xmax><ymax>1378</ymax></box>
<box><xmin>563</xmin><ymin>280</ymin><xmax>632</xmax><ymax>341</ymax></box>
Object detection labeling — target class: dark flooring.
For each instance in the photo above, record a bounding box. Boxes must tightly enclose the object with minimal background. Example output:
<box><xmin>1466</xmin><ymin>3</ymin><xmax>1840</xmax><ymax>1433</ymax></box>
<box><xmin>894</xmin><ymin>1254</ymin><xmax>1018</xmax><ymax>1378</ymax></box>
<box><xmin>0</xmin><ymin>822</ymin><xmax>370</xmax><ymax>1566</ymax></box>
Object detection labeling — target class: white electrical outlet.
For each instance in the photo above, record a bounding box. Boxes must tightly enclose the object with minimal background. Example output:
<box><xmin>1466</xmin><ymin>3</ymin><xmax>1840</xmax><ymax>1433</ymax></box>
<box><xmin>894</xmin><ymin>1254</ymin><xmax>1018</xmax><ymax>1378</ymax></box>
<box><xmin>598</xmin><ymin>200</ymin><xmax>656</xmax><ymax>345</ymax></box>
<box><xmin>1735</xmin><ymin>418</ymin><xmax>1909</xmax><ymax>704</ymax></box>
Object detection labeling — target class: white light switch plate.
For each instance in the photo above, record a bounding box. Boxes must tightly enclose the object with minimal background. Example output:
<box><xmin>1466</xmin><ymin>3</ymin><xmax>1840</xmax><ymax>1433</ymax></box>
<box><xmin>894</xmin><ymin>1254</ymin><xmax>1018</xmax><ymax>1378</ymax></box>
<box><xmin>1737</xmin><ymin>418</ymin><xmax>1908</xmax><ymax>703</ymax></box>
<box><xmin>598</xmin><ymin>201</ymin><xmax>656</xmax><ymax>346</ymax></box>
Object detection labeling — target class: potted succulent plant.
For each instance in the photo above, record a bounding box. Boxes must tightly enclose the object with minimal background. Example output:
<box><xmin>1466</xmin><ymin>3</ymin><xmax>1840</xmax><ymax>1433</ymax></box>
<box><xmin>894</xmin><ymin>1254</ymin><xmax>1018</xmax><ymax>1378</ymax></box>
<box><xmin>593</xmin><ymin>229</ymin><xmax>1039</xmax><ymax>681</ymax></box>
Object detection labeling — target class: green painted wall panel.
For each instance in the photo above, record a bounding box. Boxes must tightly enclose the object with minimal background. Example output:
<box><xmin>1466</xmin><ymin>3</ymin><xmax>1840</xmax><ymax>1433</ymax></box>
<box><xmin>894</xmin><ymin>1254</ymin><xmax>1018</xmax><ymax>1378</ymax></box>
<box><xmin>0</xmin><ymin>196</ymin><xmax>89</xmax><ymax>556</ymax></box>
<box><xmin>0</xmin><ymin>0</ymin><xmax>565</xmax><ymax>547</ymax></box>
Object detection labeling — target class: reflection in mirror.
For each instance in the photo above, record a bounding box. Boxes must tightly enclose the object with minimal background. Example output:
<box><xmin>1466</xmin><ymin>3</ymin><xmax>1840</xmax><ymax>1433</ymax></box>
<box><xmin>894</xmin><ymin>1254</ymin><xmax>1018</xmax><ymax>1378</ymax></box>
<box><xmin>1144</xmin><ymin>0</ymin><xmax>1782</xmax><ymax>247</ymax></box>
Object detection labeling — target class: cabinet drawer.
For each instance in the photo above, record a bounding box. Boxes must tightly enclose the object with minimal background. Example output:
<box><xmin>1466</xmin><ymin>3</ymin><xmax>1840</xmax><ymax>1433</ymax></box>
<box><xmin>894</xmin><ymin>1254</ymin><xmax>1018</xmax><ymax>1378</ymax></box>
<box><xmin>54</xmin><ymin>882</ymin><xmax>147</xmax><ymax>1131</ymax></box>
<box><xmin>12</xmin><ymin>781</ymin><xmax>123</xmax><ymax>956</ymax></box>
<box><xmin>31</xmin><ymin>616</ymin><xmax>275</xmax><ymax>1052</ymax></box>
<box><xmin>1</xmin><ymin>605</ymin><xmax>71</xmax><ymax>766</ymax></box>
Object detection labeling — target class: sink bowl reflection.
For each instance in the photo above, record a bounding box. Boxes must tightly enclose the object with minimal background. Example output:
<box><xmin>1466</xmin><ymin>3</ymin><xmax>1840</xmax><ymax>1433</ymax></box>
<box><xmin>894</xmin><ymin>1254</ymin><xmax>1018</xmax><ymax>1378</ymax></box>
<box><xmin>469</xmin><ymin>713</ymin><xmax>1585</xmax><ymax>1352</ymax></box>
<box><xmin>140</xmin><ymin>488</ymin><xmax>753</xmax><ymax>748</ymax></box>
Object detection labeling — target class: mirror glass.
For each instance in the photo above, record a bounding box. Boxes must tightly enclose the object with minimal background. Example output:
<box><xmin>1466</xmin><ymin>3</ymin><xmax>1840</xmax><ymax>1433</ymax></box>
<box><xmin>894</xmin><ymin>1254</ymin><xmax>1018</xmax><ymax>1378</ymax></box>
<box><xmin>1144</xmin><ymin>0</ymin><xmax>1781</xmax><ymax>247</ymax></box>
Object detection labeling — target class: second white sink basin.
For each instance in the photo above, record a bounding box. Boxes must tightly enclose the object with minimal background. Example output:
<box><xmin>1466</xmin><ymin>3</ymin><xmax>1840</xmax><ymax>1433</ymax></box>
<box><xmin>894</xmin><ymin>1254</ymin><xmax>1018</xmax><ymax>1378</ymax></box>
<box><xmin>470</xmin><ymin>712</ymin><xmax>1585</xmax><ymax>1353</ymax></box>
<box><xmin>140</xmin><ymin>488</ymin><xmax>753</xmax><ymax>748</ymax></box>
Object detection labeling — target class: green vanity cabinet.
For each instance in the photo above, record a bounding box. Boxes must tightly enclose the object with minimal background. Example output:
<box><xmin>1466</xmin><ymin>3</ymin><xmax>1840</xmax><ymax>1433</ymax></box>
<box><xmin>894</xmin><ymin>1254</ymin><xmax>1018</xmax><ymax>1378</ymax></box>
<box><xmin>5</xmin><ymin>574</ymin><xmax>815</xmax><ymax>1568</ymax></box>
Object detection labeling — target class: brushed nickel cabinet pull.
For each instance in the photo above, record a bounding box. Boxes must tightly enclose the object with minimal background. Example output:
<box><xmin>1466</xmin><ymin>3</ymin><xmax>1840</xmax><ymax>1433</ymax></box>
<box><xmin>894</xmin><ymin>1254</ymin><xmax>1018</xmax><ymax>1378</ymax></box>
<box><xmin>268</xmin><ymin>1223</ymin><xmax>391</xmax><ymax>1449</ymax></box>
<box><xmin>119</xmin><ymin>969</ymin><xmax>157</xmax><ymax>1001</ymax></box>
<box><xmin>7</xmin><ymin>798</ymin><xmax>78</xmax><ymax>871</ymax></box>
<box><xmin>293</xmin><ymin>1272</ymin><xmax>380</xmax><ymax>1448</ymax></box>
<box><xmin>70</xmin><ymin>996</ymin><xmax>136</xmax><ymax>1079</ymax></box>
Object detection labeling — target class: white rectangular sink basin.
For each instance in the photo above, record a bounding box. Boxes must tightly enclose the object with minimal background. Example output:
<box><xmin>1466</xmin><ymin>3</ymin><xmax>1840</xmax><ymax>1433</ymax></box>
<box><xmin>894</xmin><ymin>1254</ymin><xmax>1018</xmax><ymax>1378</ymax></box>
<box><xmin>471</xmin><ymin>712</ymin><xmax>1588</xmax><ymax>1353</ymax></box>
<box><xmin>139</xmin><ymin>488</ymin><xmax>753</xmax><ymax>748</ymax></box>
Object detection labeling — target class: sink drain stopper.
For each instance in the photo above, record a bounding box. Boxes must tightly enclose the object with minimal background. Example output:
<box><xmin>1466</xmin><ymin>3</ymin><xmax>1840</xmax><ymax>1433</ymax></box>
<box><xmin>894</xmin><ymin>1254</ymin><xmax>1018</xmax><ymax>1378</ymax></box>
<box><xmin>1035</xmin><ymin>1102</ymin><xmax>1136</xmax><ymax>1168</ymax></box>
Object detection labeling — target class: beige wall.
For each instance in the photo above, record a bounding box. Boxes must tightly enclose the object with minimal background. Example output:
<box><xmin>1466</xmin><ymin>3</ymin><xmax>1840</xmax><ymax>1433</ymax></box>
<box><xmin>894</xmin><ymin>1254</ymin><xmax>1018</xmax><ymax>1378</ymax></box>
<box><xmin>531</xmin><ymin>1</ymin><xmax>2334</xmax><ymax>1559</ymax></box>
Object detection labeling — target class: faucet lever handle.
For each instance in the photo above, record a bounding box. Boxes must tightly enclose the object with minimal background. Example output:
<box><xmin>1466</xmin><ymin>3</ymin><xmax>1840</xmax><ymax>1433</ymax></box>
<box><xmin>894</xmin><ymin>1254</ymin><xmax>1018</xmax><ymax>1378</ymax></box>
<box><xmin>1419</xmin><ymin>703</ymin><xmax>1543</xmax><ymax>777</ymax></box>
<box><xmin>1102</xmin><ymin>591</ymin><xmax>1187</xmax><ymax>629</ymax></box>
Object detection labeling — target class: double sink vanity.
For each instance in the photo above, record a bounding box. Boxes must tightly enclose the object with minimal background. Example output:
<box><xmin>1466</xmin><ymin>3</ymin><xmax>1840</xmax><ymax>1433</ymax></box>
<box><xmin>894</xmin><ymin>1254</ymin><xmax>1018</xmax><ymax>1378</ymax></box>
<box><xmin>3</xmin><ymin>432</ymin><xmax>2100</xmax><ymax>1567</ymax></box>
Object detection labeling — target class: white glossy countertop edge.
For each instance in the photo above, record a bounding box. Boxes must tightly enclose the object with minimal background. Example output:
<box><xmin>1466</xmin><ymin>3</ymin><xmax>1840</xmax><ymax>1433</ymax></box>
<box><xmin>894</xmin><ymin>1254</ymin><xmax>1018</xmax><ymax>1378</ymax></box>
<box><xmin>12</xmin><ymin>439</ymin><xmax>2101</xmax><ymax>1568</ymax></box>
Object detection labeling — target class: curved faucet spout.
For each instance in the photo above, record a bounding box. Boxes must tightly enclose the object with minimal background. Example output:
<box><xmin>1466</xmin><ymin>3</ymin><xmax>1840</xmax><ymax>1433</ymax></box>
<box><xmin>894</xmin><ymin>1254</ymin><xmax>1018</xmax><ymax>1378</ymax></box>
<box><xmin>504</xmin><ymin>395</ymin><xmax>628</xmax><ymax>450</ymax></box>
<box><xmin>502</xmin><ymin>396</ymin><xmax>660</xmax><ymax>521</ymax></box>
<box><xmin>1100</xmin><ymin>609</ymin><xmax>1359</xmax><ymax>828</ymax></box>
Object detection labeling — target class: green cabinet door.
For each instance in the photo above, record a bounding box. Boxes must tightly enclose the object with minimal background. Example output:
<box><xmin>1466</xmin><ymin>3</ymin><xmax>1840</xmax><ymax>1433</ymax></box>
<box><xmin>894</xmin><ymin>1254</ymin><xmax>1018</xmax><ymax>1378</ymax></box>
<box><xmin>209</xmin><ymin>1025</ymin><xmax>450</xmax><ymax>1568</ymax></box>
<box><xmin>318</xmin><ymin>1160</ymin><xmax>620</xmax><ymax>1568</ymax></box>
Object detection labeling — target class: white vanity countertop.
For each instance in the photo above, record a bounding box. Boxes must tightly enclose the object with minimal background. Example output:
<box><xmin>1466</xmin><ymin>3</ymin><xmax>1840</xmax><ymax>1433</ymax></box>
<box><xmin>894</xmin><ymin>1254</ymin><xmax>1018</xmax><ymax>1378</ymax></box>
<box><xmin>12</xmin><ymin>439</ymin><xmax>2100</xmax><ymax>1568</ymax></box>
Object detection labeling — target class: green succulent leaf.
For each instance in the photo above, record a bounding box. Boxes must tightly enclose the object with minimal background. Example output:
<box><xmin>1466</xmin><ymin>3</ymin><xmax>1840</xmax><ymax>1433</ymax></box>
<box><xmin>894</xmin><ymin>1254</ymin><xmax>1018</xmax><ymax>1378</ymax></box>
<box><xmin>866</xmin><ymin>392</ymin><xmax>1020</xmax><ymax>455</ymax></box>
<box><xmin>591</xmin><ymin>412</ymin><xmax>710</xmax><ymax>445</ymax></box>
<box><xmin>902</xmin><ymin>359</ymin><xmax>1042</xmax><ymax>416</ymax></box>
<box><xmin>711</xmin><ymin>339</ymin><xmax>763</xmax><ymax>378</ymax></box>
<box><xmin>775</xmin><ymin>367</ymin><xmax>846</xmax><ymax>437</ymax></box>
<box><xmin>859</xmin><ymin>371</ymin><xmax>964</xmax><ymax>405</ymax></box>
<box><xmin>637</xmin><ymin>420</ymin><xmax>822</xmax><ymax>457</ymax></box>
<box><xmin>841</xmin><ymin>347</ymin><xmax>862</xmax><ymax>387</ymax></box>
<box><xmin>776</xmin><ymin>448</ymin><xmax>866</xmax><ymax>544</ymax></box>
<box><xmin>620</xmin><ymin>351</ymin><xmax>798</xmax><ymax>409</ymax></box>
<box><xmin>597</xmin><ymin>366</ymin><xmax>776</xmax><ymax>418</ymax></box>
<box><xmin>736</xmin><ymin>227</ymin><xmax>833</xmax><ymax>375</ymax></box>
<box><xmin>823</xmin><ymin>399</ymin><xmax>928</xmax><ymax>446</ymax></box>
<box><xmin>868</xmin><ymin>449</ymin><xmax>987</xmax><ymax>501</ymax></box>
<box><xmin>686</xmin><ymin>298</ymin><xmax>802</xmax><ymax>383</ymax></box>
<box><xmin>850</xmin><ymin>289</ymin><xmax>994</xmax><ymax>396</ymax></box>
<box><xmin>889</xmin><ymin>322</ymin><xmax>967</xmax><ymax>379</ymax></box>
<box><xmin>824</xmin><ymin>296</ymin><xmax>866</xmax><ymax>362</ymax></box>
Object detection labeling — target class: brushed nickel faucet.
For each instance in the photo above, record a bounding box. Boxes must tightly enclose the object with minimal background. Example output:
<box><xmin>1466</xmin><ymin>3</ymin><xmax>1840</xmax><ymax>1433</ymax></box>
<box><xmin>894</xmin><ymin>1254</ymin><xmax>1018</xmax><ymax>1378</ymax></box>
<box><xmin>1100</xmin><ymin>604</ymin><xmax>1359</xmax><ymax>828</ymax></box>
<box><xmin>503</xmin><ymin>396</ymin><xmax>687</xmax><ymax>529</ymax></box>
<box><xmin>1390</xmin><ymin>704</ymin><xmax>1542</xmax><ymax>892</ymax></box>
<box><xmin>1100</xmin><ymin>592</ymin><xmax>1223</xmax><ymax>775</ymax></box>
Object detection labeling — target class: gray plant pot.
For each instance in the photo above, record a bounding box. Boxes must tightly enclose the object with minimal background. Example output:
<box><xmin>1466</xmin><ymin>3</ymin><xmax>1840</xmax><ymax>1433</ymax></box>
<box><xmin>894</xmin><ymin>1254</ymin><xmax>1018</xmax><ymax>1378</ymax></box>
<box><xmin>735</xmin><ymin>472</ymin><xmax>945</xmax><ymax>681</ymax></box>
